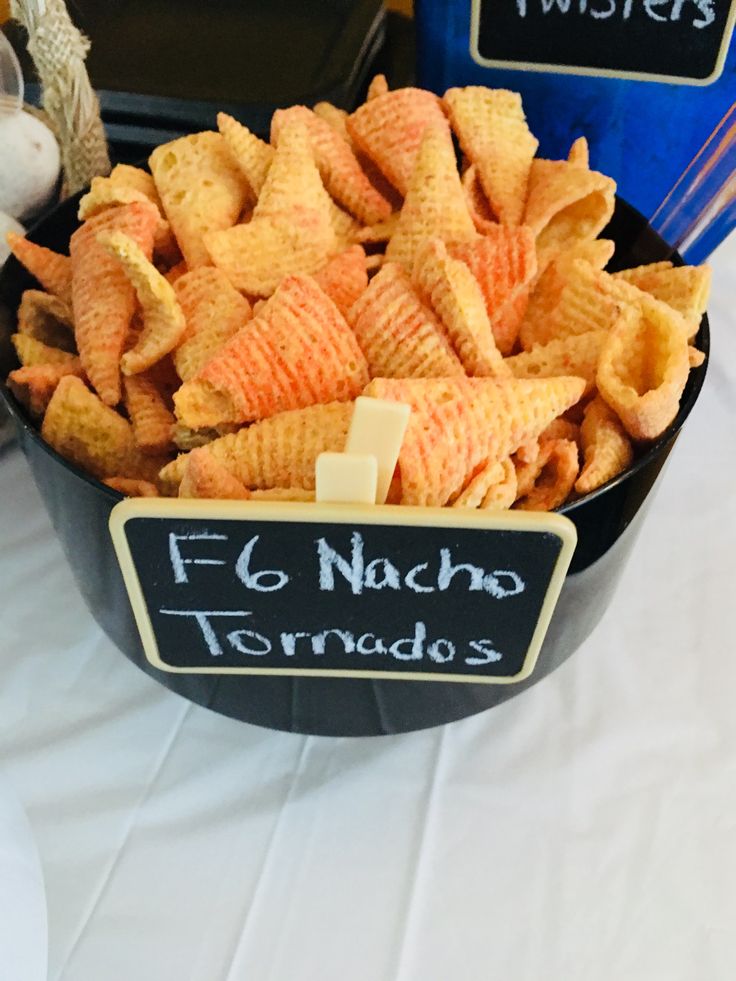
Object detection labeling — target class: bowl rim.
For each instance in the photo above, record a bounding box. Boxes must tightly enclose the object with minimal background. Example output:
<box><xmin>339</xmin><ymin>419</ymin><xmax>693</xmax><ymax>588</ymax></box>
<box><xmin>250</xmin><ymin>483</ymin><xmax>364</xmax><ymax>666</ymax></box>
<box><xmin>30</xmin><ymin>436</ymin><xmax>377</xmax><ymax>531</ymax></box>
<box><xmin>0</xmin><ymin>192</ymin><xmax>710</xmax><ymax>516</ymax></box>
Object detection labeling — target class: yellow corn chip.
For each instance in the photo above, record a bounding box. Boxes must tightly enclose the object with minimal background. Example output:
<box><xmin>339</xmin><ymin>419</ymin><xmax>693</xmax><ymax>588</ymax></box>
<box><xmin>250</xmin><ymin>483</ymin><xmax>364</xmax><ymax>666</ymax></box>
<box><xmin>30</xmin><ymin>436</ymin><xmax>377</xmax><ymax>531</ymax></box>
<box><xmin>271</xmin><ymin>106</ymin><xmax>392</xmax><ymax>225</ymax></box>
<box><xmin>385</xmin><ymin>125</ymin><xmax>477</xmax><ymax>270</ymax></box>
<box><xmin>205</xmin><ymin>215</ymin><xmax>327</xmax><ymax>297</ymax></box>
<box><xmin>519</xmin><ymin>239</ymin><xmax>615</xmax><ymax>350</ymax></box>
<box><xmin>78</xmin><ymin>177</ymin><xmax>155</xmax><ymax>221</ymax></box>
<box><xmin>103</xmin><ymin>477</ymin><xmax>160</xmax><ymax>497</ymax></box>
<box><xmin>597</xmin><ymin>299</ymin><xmax>690</xmax><ymax>440</ymax></box>
<box><xmin>446</xmin><ymin>226</ymin><xmax>537</xmax><ymax>355</ymax></box>
<box><xmin>575</xmin><ymin>396</ymin><xmax>634</xmax><ymax>495</ymax></box>
<box><xmin>505</xmin><ymin>330</ymin><xmax>607</xmax><ymax>396</ymax></box>
<box><xmin>444</xmin><ymin>87</ymin><xmax>538</xmax><ymax>226</ymax></box>
<box><xmin>179</xmin><ymin>447</ymin><xmax>251</xmax><ymax>500</ymax></box>
<box><xmin>41</xmin><ymin>376</ymin><xmax>168</xmax><ymax>481</ymax></box>
<box><xmin>347</xmin><ymin>87</ymin><xmax>449</xmax><ymax>196</ymax></box>
<box><xmin>312</xmin><ymin>102</ymin><xmax>352</xmax><ymax>143</ymax></box>
<box><xmin>539</xmin><ymin>417</ymin><xmax>581</xmax><ymax>446</ymax></box>
<box><xmin>254</xmin><ymin>120</ymin><xmax>334</xmax><ymax>234</ymax></box>
<box><xmin>521</xmin><ymin>258</ymin><xmax>622</xmax><ymax>350</ymax></box>
<box><xmin>173</xmin><ymin>267</ymin><xmax>252</xmax><ymax>381</ymax></box>
<box><xmin>524</xmin><ymin>158</ymin><xmax>616</xmax><ymax>265</ymax></box>
<box><xmin>568</xmin><ymin>137</ymin><xmax>589</xmax><ymax>168</ymax></box>
<box><xmin>71</xmin><ymin>201</ymin><xmax>160</xmax><ymax>404</ymax></box>
<box><xmin>349</xmin><ymin>262</ymin><xmax>464</xmax><ymax>378</ymax></box>
<box><xmin>313</xmin><ymin>245</ymin><xmax>369</xmax><ymax>317</ymax></box>
<box><xmin>160</xmin><ymin>402</ymin><xmax>354</xmax><ymax>494</ymax></box>
<box><xmin>108</xmin><ymin>164</ymin><xmax>162</xmax><ymax>208</ymax></box>
<box><xmin>412</xmin><ymin>238</ymin><xmax>507</xmax><ymax>376</ymax></box>
<box><xmin>174</xmin><ymin>274</ymin><xmax>369</xmax><ymax>428</ymax></box>
<box><xmin>123</xmin><ymin>374</ymin><xmax>176</xmax><ymax>455</ymax></box>
<box><xmin>367</xmin><ymin>74</ymin><xmax>389</xmax><ymax>100</ymax></box>
<box><xmin>613</xmin><ymin>263</ymin><xmax>711</xmax><ymax>338</ymax></box>
<box><xmin>7</xmin><ymin>361</ymin><xmax>84</xmax><ymax>418</ymax></box>
<box><xmin>262</xmin><ymin>118</ymin><xmax>360</xmax><ymax>249</ymax></box>
<box><xmin>515</xmin><ymin>438</ymin><xmax>579</xmax><ymax>512</ymax></box>
<box><xmin>6</xmin><ymin>233</ymin><xmax>72</xmax><ymax>304</ymax></box>
<box><xmin>452</xmin><ymin>459</ymin><xmax>505</xmax><ymax>508</ymax></box>
<box><xmin>481</xmin><ymin>457</ymin><xmax>518</xmax><ymax>510</ymax></box>
<box><xmin>617</xmin><ymin>260</ymin><xmax>673</xmax><ymax>276</ymax></box>
<box><xmin>16</xmin><ymin>289</ymin><xmax>75</xmax><ymax>351</ymax></box>
<box><xmin>99</xmin><ymin>231</ymin><xmax>187</xmax><ymax>376</ymax></box>
<box><xmin>11</xmin><ymin>333</ymin><xmax>78</xmax><ymax>368</ymax></box>
<box><xmin>216</xmin><ymin>112</ymin><xmax>274</xmax><ymax>197</ymax></box>
<box><xmin>150</xmin><ymin>131</ymin><xmax>248</xmax><ymax>268</ymax></box>
<box><xmin>688</xmin><ymin>346</ymin><xmax>706</xmax><ymax>368</ymax></box>
<box><xmin>206</xmin><ymin>122</ymin><xmax>338</xmax><ymax>294</ymax></box>
<box><xmin>461</xmin><ymin>164</ymin><xmax>497</xmax><ymax>234</ymax></box>
<box><xmin>514</xmin><ymin>437</ymin><xmax>541</xmax><ymax>469</ymax></box>
<box><xmin>364</xmin><ymin>375</ymin><xmax>586</xmax><ymax>506</ymax></box>
<box><xmin>513</xmin><ymin>442</ymin><xmax>541</xmax><ymax>499</ymax></box>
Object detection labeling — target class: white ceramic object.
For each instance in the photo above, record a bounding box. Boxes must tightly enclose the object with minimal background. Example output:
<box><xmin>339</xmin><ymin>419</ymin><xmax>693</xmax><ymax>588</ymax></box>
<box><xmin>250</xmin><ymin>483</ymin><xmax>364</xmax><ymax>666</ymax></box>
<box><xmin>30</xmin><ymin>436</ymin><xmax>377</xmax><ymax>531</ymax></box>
<box><xmin>0</xmin><ymin>110</ymin><xmax>60</xmax><ymax>222</ymax></box>
<box><xmin>0</xmin><ymin>210</ymin><xmax>25</xmax><ymax>266</ymax></box>
<box><xmin>0</xmin><ymin>30</ymin><xmax>23</xmax><ymax>115</ymax></box>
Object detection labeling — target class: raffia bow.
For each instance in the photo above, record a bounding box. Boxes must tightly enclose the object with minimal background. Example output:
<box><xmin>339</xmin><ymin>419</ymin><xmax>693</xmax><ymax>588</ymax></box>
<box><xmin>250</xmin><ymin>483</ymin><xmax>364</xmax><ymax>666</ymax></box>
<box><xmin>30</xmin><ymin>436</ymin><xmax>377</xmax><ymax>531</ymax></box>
<box><xmin>10</xmin><ymin>0</ymin><xmax>110</xmax><ymax>194</ymax></box>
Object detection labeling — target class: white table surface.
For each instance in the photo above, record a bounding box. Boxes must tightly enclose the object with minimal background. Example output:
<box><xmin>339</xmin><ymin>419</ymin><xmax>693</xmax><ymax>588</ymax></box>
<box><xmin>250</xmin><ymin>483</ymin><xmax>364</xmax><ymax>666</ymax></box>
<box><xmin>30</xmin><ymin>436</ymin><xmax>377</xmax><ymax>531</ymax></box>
<box><xmin>1</xmin><ymin>237</ymin><xmax>735</xmax><ymax>981</ymax></box>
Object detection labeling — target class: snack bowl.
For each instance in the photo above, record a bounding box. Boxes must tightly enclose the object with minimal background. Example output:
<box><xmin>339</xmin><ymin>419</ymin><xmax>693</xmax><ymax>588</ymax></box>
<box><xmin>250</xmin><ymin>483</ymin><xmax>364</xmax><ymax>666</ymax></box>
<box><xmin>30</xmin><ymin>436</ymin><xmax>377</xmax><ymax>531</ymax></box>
<box><xmin>0</xmin><ymin>191</ymin><xmax>709</xmax><ymax>736</ymax></box>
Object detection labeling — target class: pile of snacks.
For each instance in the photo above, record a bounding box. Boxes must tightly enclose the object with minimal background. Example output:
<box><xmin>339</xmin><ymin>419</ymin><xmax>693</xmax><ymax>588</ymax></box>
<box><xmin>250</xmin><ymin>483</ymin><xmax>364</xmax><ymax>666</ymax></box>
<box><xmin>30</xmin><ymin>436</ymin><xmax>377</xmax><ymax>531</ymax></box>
<box><xmin>4</xmin><ymin>81</ymin><xmax>710</xmax><ymax>511</ymax></box>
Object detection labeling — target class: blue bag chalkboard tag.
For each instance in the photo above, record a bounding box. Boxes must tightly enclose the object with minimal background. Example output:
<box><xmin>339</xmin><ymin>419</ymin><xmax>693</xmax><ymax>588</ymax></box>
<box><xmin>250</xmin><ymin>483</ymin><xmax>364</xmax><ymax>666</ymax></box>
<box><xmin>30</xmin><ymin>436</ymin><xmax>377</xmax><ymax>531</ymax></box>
<box><xmin>469</xmin><ymin>0</ymin><xmax>736</xmax><ymax>85</ymax></box>
<box><xmin>109</xmin><ymin>499</ymin><xmax>577</xmax><ymax>685</ymax></box>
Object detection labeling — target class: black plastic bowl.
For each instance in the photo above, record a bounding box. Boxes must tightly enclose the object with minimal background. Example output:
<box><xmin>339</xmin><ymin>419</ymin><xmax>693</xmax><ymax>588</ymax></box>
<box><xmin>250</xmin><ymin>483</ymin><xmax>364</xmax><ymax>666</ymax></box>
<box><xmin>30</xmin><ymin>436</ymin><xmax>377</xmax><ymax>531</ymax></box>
<box><xmin>0</xmin><ymin>194</ymin><xmax>709</xmax><ymax>736</ymax></box>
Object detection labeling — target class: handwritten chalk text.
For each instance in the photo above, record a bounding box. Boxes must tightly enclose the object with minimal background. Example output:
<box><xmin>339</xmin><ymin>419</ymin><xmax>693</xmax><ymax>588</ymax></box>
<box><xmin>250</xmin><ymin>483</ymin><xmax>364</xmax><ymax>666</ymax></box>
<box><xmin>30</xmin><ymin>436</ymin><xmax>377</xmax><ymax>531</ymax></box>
<box><xmin>514</xmin><ymin>0</ymin><xmax>715</xmax><ymax>28</ymax></box>
<box><xmin>159</xmin><ymin>609</ymin><xmax>505</xmax><ymax>667</ymax></box>
<box><xmin>166</xmin><ymin>530</ymin><xmax>526</xmax><ymax>600</ymax></box>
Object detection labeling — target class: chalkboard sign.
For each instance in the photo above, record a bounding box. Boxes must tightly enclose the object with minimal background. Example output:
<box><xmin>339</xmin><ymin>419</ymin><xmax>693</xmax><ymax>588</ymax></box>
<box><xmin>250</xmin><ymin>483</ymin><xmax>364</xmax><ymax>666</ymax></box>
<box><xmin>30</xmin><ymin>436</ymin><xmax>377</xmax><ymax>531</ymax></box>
<box><xmin>109</xmin><ymin>500</ymin><xmax>577</xmax><ymax>685</ymax></box>
<box><xmin>470</xmin><ymin>0</ymin><xmax>736</xmax><ymax>84</ymax></box>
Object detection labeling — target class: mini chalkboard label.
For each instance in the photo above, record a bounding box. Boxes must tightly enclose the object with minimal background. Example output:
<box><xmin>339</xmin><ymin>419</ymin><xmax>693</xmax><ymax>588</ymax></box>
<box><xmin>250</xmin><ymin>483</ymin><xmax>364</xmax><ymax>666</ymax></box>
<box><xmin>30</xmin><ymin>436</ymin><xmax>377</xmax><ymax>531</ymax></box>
<box><xmin>109</xmin><ymin>500</ymin><xmax>577</xmax><ymax>685</ymax></box>
<box><xmin>470</xmin><ymin>0</ymin><xmax>736</xmax><ymax>84</ymax></box>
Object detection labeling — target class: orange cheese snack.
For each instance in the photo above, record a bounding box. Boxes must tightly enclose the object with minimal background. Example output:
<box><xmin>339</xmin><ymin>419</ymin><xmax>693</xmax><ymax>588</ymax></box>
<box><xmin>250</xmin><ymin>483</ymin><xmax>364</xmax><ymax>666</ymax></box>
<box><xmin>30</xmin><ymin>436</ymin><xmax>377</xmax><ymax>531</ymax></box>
<box><xmin>385</xmin><ymin>125</ymin><xmax>477</xmax><ymax>270</ymax></box>
<box><xmin>173</xmin><ymin>267</ymin><xmax>252</xmax><ymax>381</ymax></box>
<box><xmin>41</xmin><ymin>376</ymin><xmax>168</xmax><ymax>481</ymax></box>
<box><xmin>364</xmin><ymin>376</ymin><xmax>586</xmax><ymax>506</ymax></box>
<box><xmin>70</xmin><ymin>200</ymin><xmax>160</xmax><ymax>405</ymax></box>
<box><xmin>159</xmin><ymin>402</ymin><xmax>355</xmax><ymax>494</ymax></box>
<box><xmin>347</xmin><ymin>87</ymin><xmax>449</xmax><ymax>196</ymax></box>
<box><xmin>271</xmin><ymin>105</ymin><xmax>392</xmax><ymax>225</ymax></box>
<box><xmin>312</xmin><ymin>246</ymin><xmax>369</xmax><ymax>317</ymax></box>
<box><xmin>174</xmin><ymin>274</ymin><xmax>369</xmax><ymax>429</ymax></box>
<box><xmin>412</xmin><ymin>238</ymin><xmax>507</xmax><ymax>376</ymax></box>
<box><xmin>349</xmin><ymin>263</ymin><xmax>464</xmax><ymax>379</ymax></box>
<box><xmin>447</xmin><ymin>227</ymin><xmax>537</xmax><ymax>355</ymax></box>
<box><xmin>445</xmin><ymin>87</ymin><xmax>538</xmax><ymax>226</ymax></box>
<box><xmin>5</xmin><ymin>83</ymin><xmax>708</xmax><ymax>514</ymax></box>
<box><xmin>6</xmin><ymin>233</ymin><xmax>72</xmax><ymax>304</ymax></box>
<box><xmin>150</xmin><ymin>131</ymin><xmax>248</xmax><ymax>268</ymax></box>
<box><xmin>179</xmin><ymin>447</ymin><xmax>251</xmax><ymax>500</ymax></box>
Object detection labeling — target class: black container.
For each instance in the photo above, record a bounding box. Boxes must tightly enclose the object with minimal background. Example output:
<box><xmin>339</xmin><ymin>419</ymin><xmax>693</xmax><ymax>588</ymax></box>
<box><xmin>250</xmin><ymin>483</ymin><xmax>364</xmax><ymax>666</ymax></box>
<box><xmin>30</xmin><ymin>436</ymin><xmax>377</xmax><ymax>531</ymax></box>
<box><xmin>0</xmin><ymin>195</ymin><xmax>709</xmax><ymax>736</ymax></box>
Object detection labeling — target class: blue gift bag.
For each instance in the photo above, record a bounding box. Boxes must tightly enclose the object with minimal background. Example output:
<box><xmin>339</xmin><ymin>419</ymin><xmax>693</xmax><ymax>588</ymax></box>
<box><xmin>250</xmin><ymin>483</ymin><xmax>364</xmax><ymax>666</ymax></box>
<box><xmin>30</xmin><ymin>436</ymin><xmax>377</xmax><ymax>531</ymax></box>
<box><xmin>416</xmin><ymin>0</ymin><xmax>736</xmax><ymax>230</ymax></box>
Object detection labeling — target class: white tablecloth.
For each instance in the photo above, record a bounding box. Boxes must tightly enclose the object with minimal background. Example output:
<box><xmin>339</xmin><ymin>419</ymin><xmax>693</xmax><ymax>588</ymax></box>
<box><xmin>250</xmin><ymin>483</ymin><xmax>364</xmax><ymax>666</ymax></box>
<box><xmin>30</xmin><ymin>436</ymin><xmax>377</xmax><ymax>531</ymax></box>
<box><xmin>1</xmin><ymin>237</ymin><xmax>735</xmax><ymax>981</ymax></box>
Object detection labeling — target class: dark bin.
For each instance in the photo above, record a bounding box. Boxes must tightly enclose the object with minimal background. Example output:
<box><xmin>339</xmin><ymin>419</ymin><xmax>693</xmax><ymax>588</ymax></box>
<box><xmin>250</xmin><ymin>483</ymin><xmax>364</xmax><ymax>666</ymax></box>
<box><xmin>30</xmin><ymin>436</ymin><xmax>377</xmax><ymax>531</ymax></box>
<box><xmin>0</xmin><ymin>193</ymin><xmax>709</xmax><ymax>736</ymax></box>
